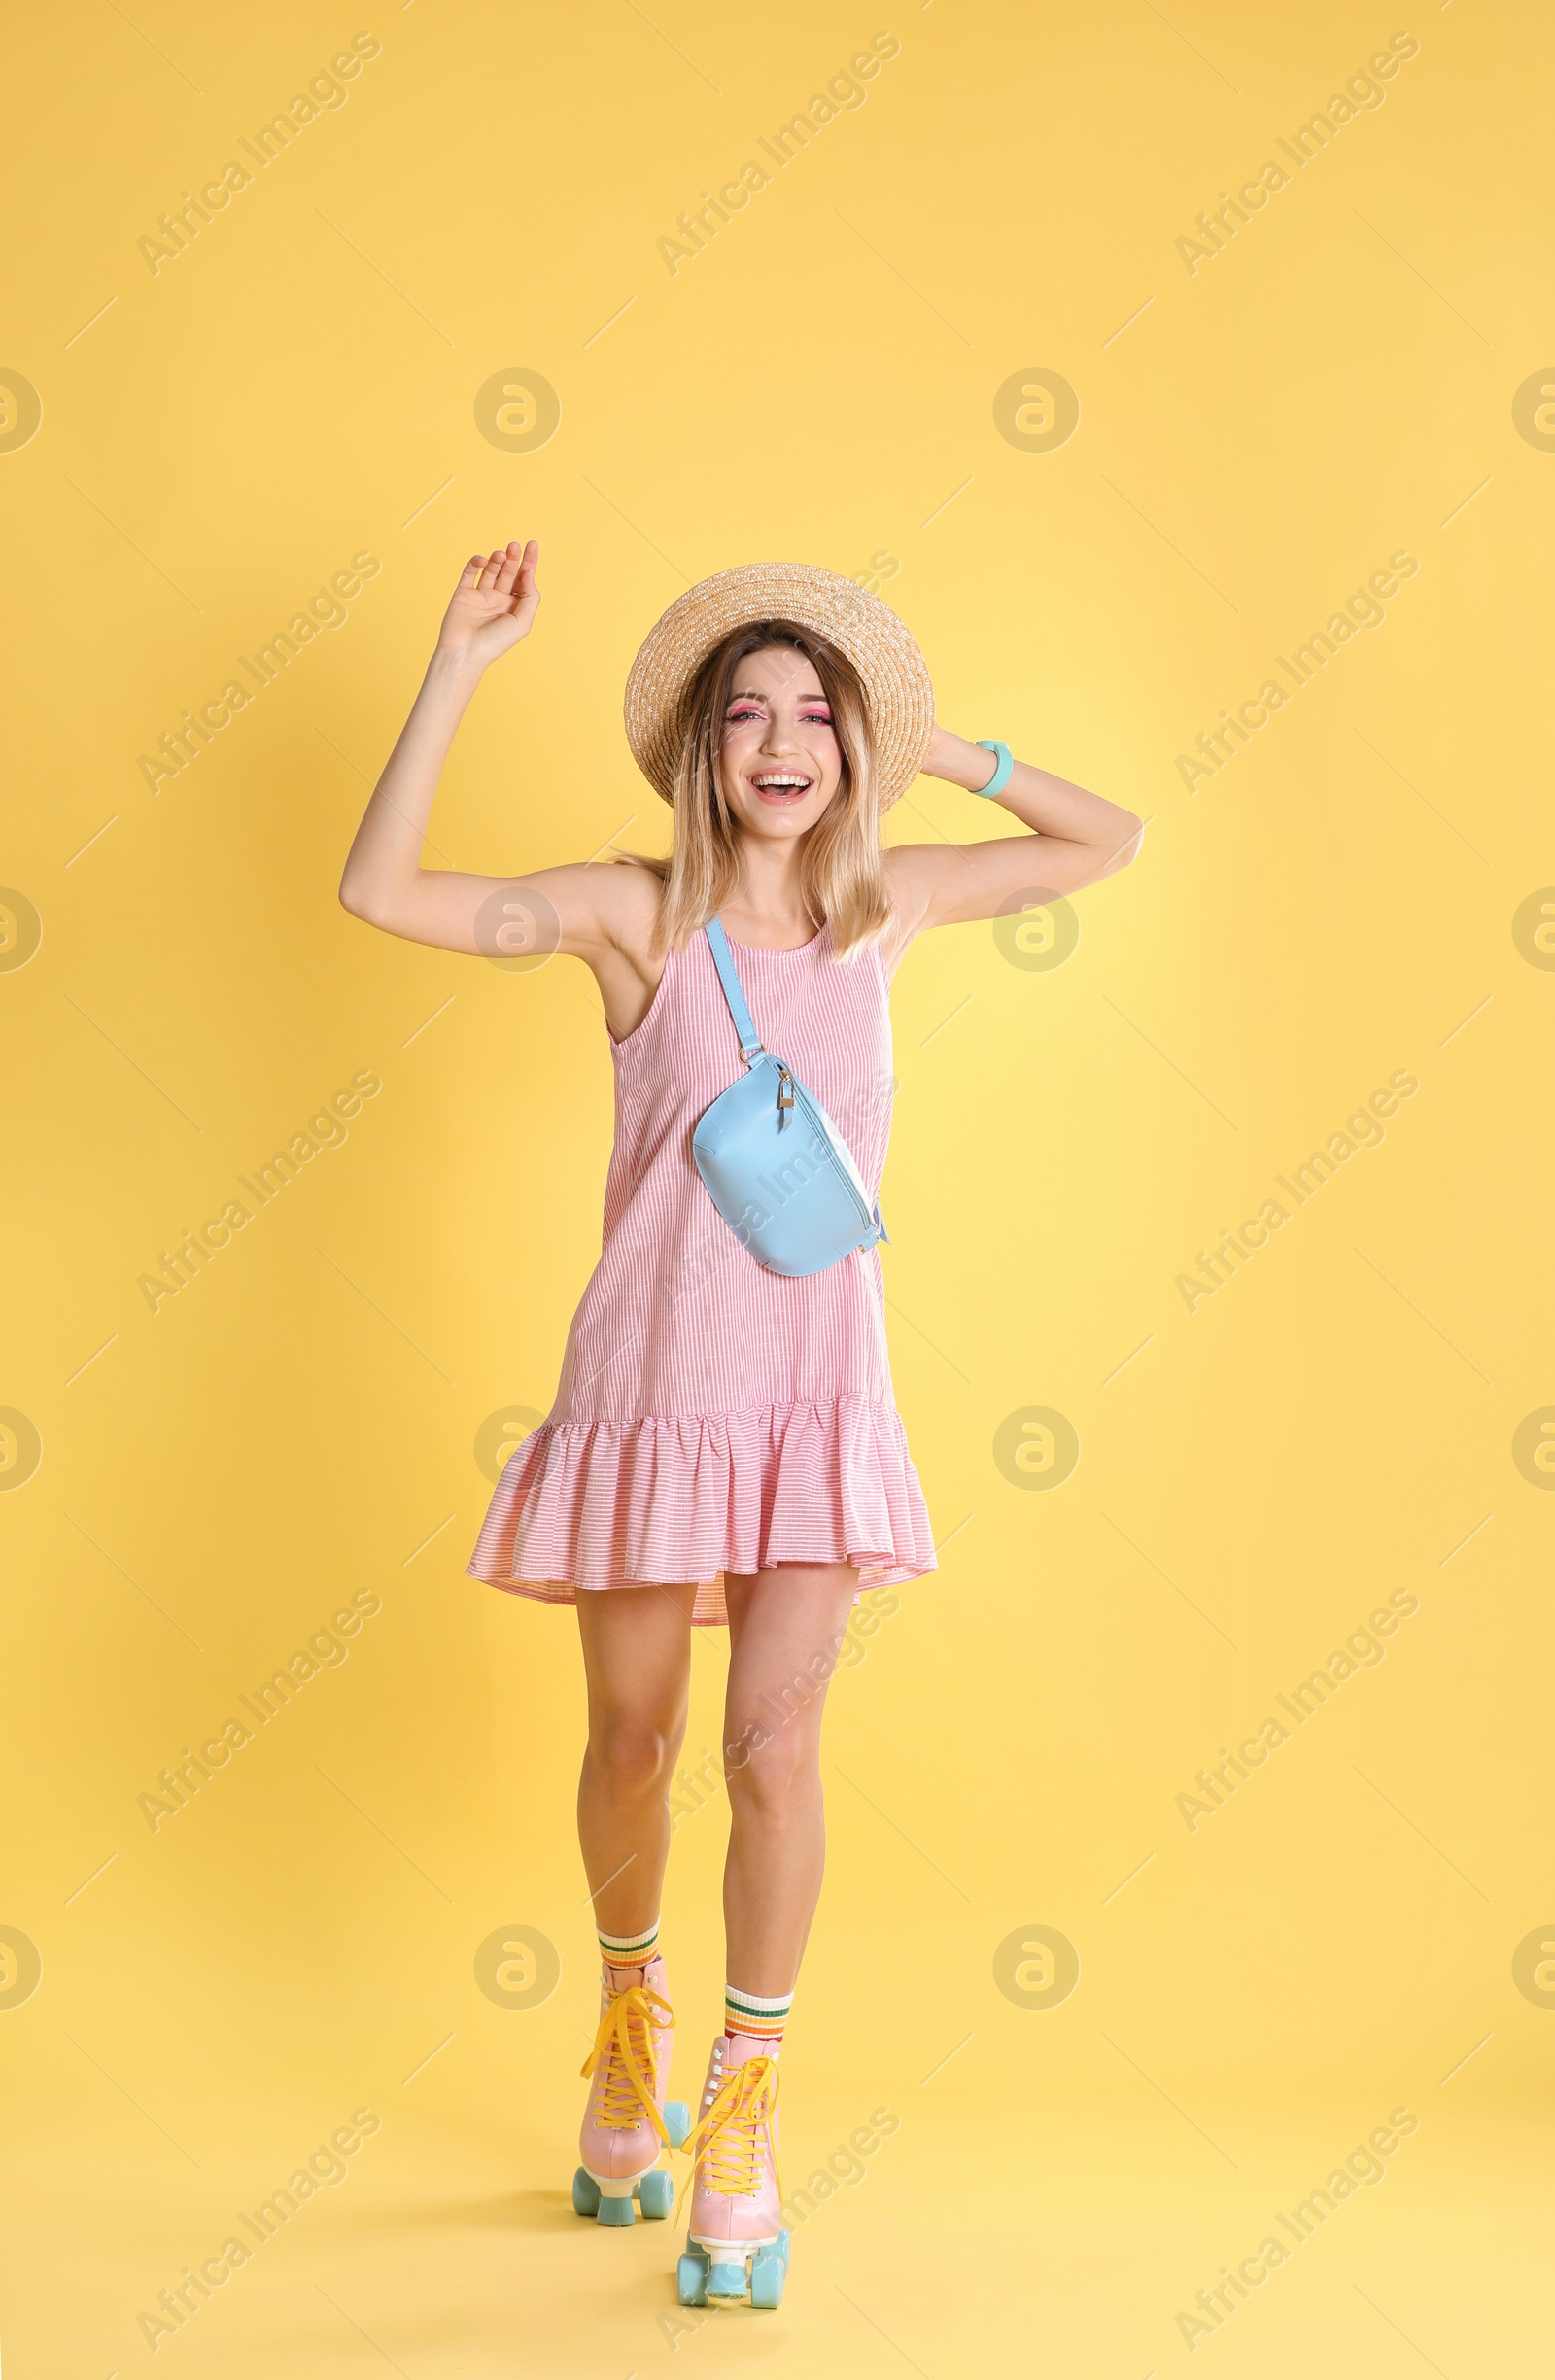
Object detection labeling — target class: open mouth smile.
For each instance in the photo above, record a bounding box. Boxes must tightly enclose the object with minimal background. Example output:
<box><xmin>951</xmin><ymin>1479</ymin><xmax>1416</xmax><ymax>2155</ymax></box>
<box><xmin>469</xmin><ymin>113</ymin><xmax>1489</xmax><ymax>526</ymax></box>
<box><xmin>750</xmin><ymin>773</ymin><xmax>813</xmax><ymax>803</ymax></box>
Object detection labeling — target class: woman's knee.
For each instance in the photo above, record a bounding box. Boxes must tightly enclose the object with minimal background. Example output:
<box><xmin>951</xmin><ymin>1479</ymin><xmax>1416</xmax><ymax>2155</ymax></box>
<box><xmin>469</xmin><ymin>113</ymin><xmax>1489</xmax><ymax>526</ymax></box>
<box><xmin>585</xmin><ymin>1706</ymin><xmax>684</xmax><ymax>1798</ymax></box>
<box><xmin>725</xmin><ymin>1715</ymin><xmax>820</xmax><ymax>1819</ymax></box>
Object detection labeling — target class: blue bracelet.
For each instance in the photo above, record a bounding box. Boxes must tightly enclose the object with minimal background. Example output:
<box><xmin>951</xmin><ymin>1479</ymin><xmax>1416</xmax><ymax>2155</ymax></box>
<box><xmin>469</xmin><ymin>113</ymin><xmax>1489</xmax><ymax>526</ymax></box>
<box><xmin>973</xmin><ymin>739</ymin><xmax>1014</xmax><ymax>799</ymax></box>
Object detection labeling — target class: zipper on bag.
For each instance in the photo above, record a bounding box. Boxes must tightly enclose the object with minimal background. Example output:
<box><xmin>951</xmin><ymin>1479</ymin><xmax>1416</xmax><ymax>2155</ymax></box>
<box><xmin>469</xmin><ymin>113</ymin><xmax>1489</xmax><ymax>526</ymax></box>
<box><xmin>784</xmin><ymin>1075</ymin><xmax>877</xmax><ymax>1239</ymax></box>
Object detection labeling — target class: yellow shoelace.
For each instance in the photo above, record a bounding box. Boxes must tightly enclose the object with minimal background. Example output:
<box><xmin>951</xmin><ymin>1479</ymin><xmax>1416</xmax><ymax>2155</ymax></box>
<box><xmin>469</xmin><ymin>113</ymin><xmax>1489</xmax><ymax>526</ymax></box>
<box><xmin>580</xmin><ymin>1984</ymin><xmax>674</xmax><ymax>2141</ymax></box>
<box><xmin>679</xmin><ymin>2054</ymin><xmax>783</xmax><ymax>2206</ymax></box>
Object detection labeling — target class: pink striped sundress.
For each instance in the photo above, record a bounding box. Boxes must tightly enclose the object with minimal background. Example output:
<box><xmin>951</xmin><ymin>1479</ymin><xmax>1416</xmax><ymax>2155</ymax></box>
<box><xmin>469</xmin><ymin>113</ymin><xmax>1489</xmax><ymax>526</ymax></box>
<box><xmin>466</xmin><ymin>914</ymin><xmax>938</xmax><ymax>1626</ymax></box>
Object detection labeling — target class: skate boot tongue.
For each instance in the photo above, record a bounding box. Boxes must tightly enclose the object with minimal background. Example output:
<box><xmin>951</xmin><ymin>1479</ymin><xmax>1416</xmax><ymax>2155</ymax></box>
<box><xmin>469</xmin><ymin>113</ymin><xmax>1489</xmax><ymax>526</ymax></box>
<box><xmin>602</xmin><ymin>1949</ymin><xmax>665</xmax><ymax>1994</ymax></box>
<box><xmin>581</xmin><ymin>1984</ymin><xmax>674</xmax><ymax>2141</ymax></box>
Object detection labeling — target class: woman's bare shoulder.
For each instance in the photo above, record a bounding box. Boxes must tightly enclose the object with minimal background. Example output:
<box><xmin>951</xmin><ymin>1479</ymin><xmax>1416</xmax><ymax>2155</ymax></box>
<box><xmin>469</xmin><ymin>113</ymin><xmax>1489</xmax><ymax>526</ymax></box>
<box><xmin>593</xmin><ymin>852</ymin><xmax>669</xmax><ymax>957</ymax></box>
<box><xmin>879</xmin><ymin>844</ymin><xmax>937</xmax><ymax>972</ymax></box>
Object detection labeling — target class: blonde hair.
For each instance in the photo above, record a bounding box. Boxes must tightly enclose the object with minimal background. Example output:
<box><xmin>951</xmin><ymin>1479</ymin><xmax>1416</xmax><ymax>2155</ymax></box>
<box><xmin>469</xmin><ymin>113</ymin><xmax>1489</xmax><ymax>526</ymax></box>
<box><xmin>616</xmin><ymin>619</ymin><xmax>893</xmax><ymax>958</ymax></box>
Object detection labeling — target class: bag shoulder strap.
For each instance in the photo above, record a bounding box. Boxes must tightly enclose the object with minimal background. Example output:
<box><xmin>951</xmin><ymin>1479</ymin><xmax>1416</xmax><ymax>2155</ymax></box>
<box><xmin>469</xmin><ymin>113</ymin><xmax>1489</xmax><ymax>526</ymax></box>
<box><xmin>703</xmin><ymin>918</ymin><xmax>764</xmax><ymax>1063</ymax></box>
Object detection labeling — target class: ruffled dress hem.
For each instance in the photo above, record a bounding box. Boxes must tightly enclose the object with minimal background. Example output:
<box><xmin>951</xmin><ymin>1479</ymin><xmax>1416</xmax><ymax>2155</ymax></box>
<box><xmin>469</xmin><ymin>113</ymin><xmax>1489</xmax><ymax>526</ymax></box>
<box><xmin>465</xmin><ymin>1393</ymin><xmax>938</xmax><ymax>1629</ymax></box>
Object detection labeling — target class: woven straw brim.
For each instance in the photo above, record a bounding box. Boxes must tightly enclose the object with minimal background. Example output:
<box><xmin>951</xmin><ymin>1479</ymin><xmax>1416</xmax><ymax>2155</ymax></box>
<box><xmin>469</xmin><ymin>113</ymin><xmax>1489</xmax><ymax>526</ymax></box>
<box><xmin>622</xmin><ymin>563</ymin><xmax>935</xmax><ymax>811</ymax></box>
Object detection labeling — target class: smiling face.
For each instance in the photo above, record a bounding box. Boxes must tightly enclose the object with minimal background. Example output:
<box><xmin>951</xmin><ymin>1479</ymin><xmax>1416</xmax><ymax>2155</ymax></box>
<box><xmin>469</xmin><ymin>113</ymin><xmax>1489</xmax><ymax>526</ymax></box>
<box><xmin>715</xmin><ymin>643</ymin><xmax>845</xmax><ymax>842</ymax></box>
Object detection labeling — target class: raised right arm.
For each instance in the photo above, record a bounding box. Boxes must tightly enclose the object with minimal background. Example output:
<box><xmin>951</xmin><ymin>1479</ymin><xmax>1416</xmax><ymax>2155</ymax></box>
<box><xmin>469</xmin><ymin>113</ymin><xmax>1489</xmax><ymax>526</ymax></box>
<box><xmin>337</xmin><ymin>540</ymin><xmax>654</xmax><ymax>980</ymax></box>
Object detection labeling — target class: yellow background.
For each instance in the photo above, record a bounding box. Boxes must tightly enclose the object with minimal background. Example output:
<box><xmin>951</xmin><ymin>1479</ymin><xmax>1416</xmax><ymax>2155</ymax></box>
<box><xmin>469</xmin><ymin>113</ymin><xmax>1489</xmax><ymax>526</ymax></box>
<box><xmin>4</xmin><ymin>2</ymin><xmax>1551</xmax><ymax>2372</ymax></box>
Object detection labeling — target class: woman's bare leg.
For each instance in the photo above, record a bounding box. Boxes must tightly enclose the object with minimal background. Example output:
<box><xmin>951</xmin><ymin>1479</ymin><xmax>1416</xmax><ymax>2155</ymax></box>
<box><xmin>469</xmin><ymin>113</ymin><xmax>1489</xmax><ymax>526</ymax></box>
<box><xmin>574</xmin><ymin>1581</ymin><xmax>699</xmax><ymax>1937</ymax></box>
<box><xmin>721</xmin><ymin>1563</ymin><xmax>860</xmax><ymax>1994</ymax></box>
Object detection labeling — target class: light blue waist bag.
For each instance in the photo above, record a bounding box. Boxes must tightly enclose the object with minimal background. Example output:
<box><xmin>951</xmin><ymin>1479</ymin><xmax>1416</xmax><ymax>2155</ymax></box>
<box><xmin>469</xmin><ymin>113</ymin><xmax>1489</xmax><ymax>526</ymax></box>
<box><xmin>691</xmin><ymin>917</ymin><xmax>888</xmax><ymax>1278</ymax></box>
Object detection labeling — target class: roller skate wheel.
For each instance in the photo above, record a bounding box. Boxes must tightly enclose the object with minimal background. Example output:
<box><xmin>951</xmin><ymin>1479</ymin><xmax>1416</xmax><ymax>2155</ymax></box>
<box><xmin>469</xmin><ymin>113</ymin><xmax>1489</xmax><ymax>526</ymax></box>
<box><xmin>676</xmin><ymin>2248</ymin><xmax>709</xmax><ymax>2306</ymax></box>
<box><xmin>750</xmin><ymin>2247</ymin><xmax>785</xmax><ymax>2309</ymax></box>
<box><xmin>571</xmin><ymin>2168</ymin><xmax>601</xmax><ymax>2218</ymax></box>
<box><xmin>777</xmin><ymin>2225</ymin><xmax>791</xmax><ymax>2268</ymax></box>
<box><xmin>638</xmin><ymin>2167</ymin><xmax>674</xmax><ymax>2220</ymax></box>
<box><xmin>664</xmin><ymin>2098</ymin><xmax>691</xmax><ymax>2148</ymax></box>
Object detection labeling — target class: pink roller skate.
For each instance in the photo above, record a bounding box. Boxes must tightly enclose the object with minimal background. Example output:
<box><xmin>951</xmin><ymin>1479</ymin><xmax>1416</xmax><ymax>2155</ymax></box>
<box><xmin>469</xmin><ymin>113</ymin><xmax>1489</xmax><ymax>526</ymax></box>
<box><xmin>675</xmin><ymin>2034</ymin><xmax>789</xmax><ymax>2309</ymax></box>
<box><xmin>572</xmin><ymin>1954</ymin><xmax>690</xmax><ymax>2225</ymax></box>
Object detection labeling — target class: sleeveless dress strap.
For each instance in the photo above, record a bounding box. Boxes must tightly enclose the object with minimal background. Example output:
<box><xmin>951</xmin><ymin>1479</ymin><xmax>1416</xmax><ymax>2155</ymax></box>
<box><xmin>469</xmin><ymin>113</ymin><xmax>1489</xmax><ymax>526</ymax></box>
<box><xmin>703</xmin><ymin>919</ymin><xmax>764</xmax><ymax>1063</ymax></box>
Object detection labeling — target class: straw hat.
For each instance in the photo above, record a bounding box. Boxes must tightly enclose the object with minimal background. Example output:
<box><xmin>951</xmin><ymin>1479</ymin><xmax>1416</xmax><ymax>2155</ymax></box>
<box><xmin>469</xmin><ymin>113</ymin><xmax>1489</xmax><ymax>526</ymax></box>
<box><xmin>623</xmin><ymin>563</ymin><xmax>935</xmax><ymax>811</ymax></box>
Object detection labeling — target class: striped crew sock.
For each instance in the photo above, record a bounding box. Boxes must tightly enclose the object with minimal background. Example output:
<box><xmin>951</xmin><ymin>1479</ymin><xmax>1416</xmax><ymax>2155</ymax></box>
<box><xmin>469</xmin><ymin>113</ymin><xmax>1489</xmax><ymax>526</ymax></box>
<box><xmin>598</xmin><ymin>1919</ymin><xmax>659</xmax><ymax>1981</ymax></box>
<box><xmin>724</xmin><ymin>1983</ymin><xmax>792</xmax><ymax>2050</ymax></box>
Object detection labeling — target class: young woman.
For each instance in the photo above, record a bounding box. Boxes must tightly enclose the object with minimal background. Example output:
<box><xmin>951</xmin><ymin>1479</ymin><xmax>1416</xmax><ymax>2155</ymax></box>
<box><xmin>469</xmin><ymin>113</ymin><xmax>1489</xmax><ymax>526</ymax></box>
<box><xmin>339</xmin><ymin>540</ymin><xmax>1142</xmax><ymax>2310</ymax></box>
